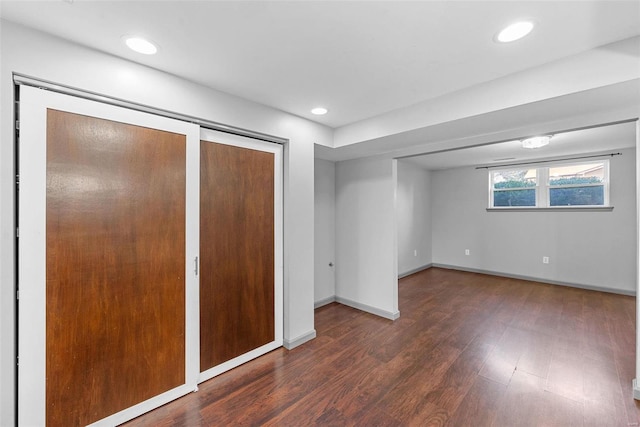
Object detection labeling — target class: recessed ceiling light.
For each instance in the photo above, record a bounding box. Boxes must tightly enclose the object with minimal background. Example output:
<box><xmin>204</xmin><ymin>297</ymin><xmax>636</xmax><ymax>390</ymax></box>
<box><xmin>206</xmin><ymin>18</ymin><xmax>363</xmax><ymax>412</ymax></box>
<box><xmin>123</xmin><ymin>36</ymin><xmax>158</xmax><ymax>55</ymax></box>
<box><xmin>496</xmin><ymin>21</ymin><xmax>534</xmax><ymax>43</ymax></box>
<box><xmin>311</xmin><ymin>107</ymin><xmax>328</xmax><ymax>115</ymax></box>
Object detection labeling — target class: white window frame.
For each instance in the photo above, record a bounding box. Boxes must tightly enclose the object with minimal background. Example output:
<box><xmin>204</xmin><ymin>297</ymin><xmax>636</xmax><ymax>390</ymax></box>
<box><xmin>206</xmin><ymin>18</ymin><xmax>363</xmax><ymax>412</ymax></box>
<box><xmin>488</xmin><ymin>166</ymin><xmax>539</xmax><ymax>208</ymax></box>
<box><xmin>545</xmin><ymin>159</ymin><xmax>610</xmax><ymax>207</ymax></box>
<box><xmin>489</xmin><ymin>159</ymin><xmax>610</xmax><ymax>209</ymax></box>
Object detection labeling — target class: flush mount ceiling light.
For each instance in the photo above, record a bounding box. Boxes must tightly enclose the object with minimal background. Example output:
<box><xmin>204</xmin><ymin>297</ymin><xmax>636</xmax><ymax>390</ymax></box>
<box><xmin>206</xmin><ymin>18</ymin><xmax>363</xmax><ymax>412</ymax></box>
<box><xmin>123</xmin><ymin>36</ymin><xmax>158</xmax><ymax>55</ymax></box>
<box><xmin>496</xmin><ymin>21</ymin><xmax>534</xmax><ymax>43</ymax></box>
<box><xmin>311</xmin><ymin>107</ymin><xmax>328</xmax><ymax>115</ymax></box>
<box><xmin>521</xmin><ymin>135</ymin><xmax>552</xmax><ymax>149</ymax></box>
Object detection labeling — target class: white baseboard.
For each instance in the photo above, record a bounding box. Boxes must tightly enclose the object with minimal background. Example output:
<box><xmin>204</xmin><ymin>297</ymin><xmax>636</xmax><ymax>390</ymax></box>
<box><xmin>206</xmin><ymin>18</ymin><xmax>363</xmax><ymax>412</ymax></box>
<box><xmin>314</xmin><ymin>295</ymin><xmax>336</xmax><ymax>309</ymax></box>
<box><xmin>432</xmin><ymin>263</ymin><xmax>636</xmax><ymax>297</ymax></box>
<box><xmin>398</xmin><ymin>263</ymin><xmax>433</xmax><ymax>279</ymax></box>
<box><xmin>633</xmin><ymin>379</ymin><xmax>640</xmax><ymax>400</ymax></box>
<box><xmin>283</xmin><ymin>329</ymin><xmax>316</xmax><ymax>350</ymax></box>
<box><xmin>335</xmin><ymin>296</ymin><xmax>400</xmax><ymax>320</ymax></box>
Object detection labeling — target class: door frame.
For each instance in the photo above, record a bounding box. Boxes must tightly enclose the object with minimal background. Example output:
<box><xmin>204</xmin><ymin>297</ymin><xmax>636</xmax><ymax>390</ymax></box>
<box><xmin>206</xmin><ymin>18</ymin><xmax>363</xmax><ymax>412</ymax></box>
<box><xmin>17</xmin><ymin>85</ymin><xmax>201</xmax><ymax>427</ymax></box>
<box><xmin>198</xmin><ymin>128</ymin><xmax>284</xmax><ymax>384</ymax></box>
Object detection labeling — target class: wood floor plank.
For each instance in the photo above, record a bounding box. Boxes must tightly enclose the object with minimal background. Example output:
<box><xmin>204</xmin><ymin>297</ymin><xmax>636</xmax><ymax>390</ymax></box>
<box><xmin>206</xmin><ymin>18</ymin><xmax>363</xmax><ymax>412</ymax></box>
<box><xmin>582</xmin><ymin>355</ymin><xmax>629</xmax><ymax>426</ymax></box>
<box><xmin>261</xmin><ymin>350</ymin><xmax>383</xmax><ymax>425</ymax></box>
<box><xmin>408</xmin><ymin>337</ymin><xmax>495</xmax><ymax>420</ymax></box>
<box><xmin>515</xmin><ymin>328</ymin><xmax>554</xmax><ymax>379</ymax></box>
<box><xmin>612</xmin><ymin>351</ymin><xmax>640</xmax><ymax>425</ymax></box>
<box><xmin>376</xmin><ymin>342</ymin><xmax>462</xmax><ymax>422</ymax></box>
<box><xmin>583</xmin><ymin>401</ymin><xmax>630</xmax><ymax>427</ymax></box>
<box><xmin>366</xmin><ymin>308</ymin><xmax>453</xmax><ymax>363</ymax></box>
<box><xmin>123</xmin><ymin>268</ymin><xmax>637</xmax><ymax>426</ymax></box>
<box><xmin>494</xmin><ymin>370</ymin><xmax>584</xmax><ymax>427</ymax></box>
<box><xmin>314</xmin><ymin>302</ymin><xmax>363</xmax><ymax>336</ymax></box>
<box><xmin>479</xmin><ymin>326</ymin><xmax>527</xmax><ymax>385</ymax></box>
<box><xmin>447</xmin><ymin>376</ymin><xmax>507</xmax><ymax>426</ymax></box>
<box><xmin>545</xmin><ymin>337</ymin><xmax>587</xmax><ymax>404</ymax></box>
<box><xmin>197</xmin><ymin>342</ymin><xmax>355</xmax><ymax>425</ymax></box>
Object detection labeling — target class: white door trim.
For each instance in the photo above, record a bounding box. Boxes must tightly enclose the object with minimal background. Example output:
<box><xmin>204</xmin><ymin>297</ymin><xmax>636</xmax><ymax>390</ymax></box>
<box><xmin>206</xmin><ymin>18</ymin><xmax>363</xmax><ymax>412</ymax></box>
<box><xmin>18</xmin><ymin>85</ymin><xmax>201</xmax><ymax>427</ymax></box>
<box><xmin>198</xmin><ymin>128</ymin><xmax>284</xmax><ymax>384</ymax></box>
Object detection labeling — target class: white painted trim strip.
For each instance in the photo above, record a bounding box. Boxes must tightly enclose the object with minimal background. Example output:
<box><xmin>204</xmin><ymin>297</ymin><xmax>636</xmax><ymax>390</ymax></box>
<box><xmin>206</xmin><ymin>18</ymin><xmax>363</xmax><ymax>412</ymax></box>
<box><xmin>335</xmin><ymin>296</ymin><xmax>400</xmax><ymax>320</ymax></box>
<box><xmin>14</xmin><ymin>73</ymin><xmax>288</xmax><ymax>145</ymax></box>
<box><xmin>18</xmin><ymin>85</ymin><xmax>201</xmax><ymax>427</ymax></box>
<box><xmin>633</xmin><ymin>379</ymin><xmax>640</xmax><ymax>401</ymax></box>
<box><xmin>283</xmin><ymin>330</ymin><xmax>317</xmax><ymax>350</ymax></box>
<box><xmin>486</xmin><ymin>207</ymin><xmax>614</xmax><ymax>212</ymax></box>
<box><xmin>398</xmin><ymin>263</ymin><xmax>433</xmax><ymax>279</ymax></box>
<box><xmin>87</xmin><ymin>384</ymin><xmax>197</xmax><ymax>427</ymax></box>
<box><xmin>198</xmin><ymin>128</ymin><xmax>284</xmax><ymax>380</ymax></box>
<box><xmin>314</xmin><ymin>296</ymin><xmax>336</xmax><ymax>309</ymax></box>
<box><xmin>432</xmin><ymin>263</ymin><xmax>636</xmax><ymax>296</ymax></box>
<box><xmin>198</xmin><ymin>341</ymin><xmax>282</xmax><ymax>384</ymax></box>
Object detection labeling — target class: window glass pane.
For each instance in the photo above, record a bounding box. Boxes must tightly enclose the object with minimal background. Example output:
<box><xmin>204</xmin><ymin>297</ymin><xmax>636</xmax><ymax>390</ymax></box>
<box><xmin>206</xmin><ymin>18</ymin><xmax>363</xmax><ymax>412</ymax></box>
<box><xmin>549</xmin><ymin>186</ymin><xmax>604</xmax><ymax>206</ymax></box>
<box><xmin>549</xmin><ymin>162</ymin><xmax>604</xmax><ymax>186</ymax></box>
<box><xmin>493</xmin><ymin>189</ymin><xmax>536</xmax><ymax>207</ymax></box>
<box><xmin>492</xmin><ymin>169</ymin><xmax>537</xmax><ymax>190</ymax></box>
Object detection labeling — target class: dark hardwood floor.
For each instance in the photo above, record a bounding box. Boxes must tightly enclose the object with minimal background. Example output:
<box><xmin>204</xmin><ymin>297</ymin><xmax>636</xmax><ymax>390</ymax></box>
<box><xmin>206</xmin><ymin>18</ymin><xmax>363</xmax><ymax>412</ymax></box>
<box><xmin>123</xmin><ymin>267</ymin><xmax>640</xmax><ymax>426</ymax></box>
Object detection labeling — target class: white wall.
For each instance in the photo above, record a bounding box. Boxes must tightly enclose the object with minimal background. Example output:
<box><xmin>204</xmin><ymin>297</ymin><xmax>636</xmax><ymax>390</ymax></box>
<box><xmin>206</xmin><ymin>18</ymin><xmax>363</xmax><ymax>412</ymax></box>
<box><xmin>397</xmin><ymin>160</ymin><xmax>432</xmax><ymax>275</ymax></box>
<box><xmin>314</xmin><ymin>158</ymin><xmax>336</xmax><ymax>305</ymax></box>
<box><xmin>335</xmin><ymin>157</ymin><xmax>399</xmax><ymax>319</ymax></box>
<box><xmin>431</xmin><ymin>147</ymin><xmax>637</xmax><ymax>294</ymax></box>
<box><xmin>0</xmin><ymin>20</ymin><xmax>331</xmax><ymax>426</ymax></box>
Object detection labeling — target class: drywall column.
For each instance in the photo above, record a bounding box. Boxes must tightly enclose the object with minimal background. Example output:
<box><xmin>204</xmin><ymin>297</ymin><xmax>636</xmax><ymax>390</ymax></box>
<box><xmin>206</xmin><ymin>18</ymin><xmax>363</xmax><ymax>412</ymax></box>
<box><xmin>314</xmin><ymin>158</ymin><xmax>336</xmax><ymax>306</ymax></box>
<box><xmin>283</xmin><ymin>137</ymin><xmax>316</xmax><ymax>348</ymax></box>
<box><xmin>335</xmin><ymin>157</ymin><xmax>399</xmax><ymax>319</ymax></box>
<box><xmin>397</xmin><ymin>160</ymin><xmax>432</xmax><ymax>276</ymax></box>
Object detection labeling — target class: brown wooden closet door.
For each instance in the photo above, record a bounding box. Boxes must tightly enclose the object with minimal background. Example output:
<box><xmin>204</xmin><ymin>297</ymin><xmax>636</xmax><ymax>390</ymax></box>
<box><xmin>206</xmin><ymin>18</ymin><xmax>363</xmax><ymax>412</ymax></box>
<box><xmin>200</xmin><ymin>141</ymin><xmax>275</xmax><ymax>371</ymax></box>
<box><xmin>46</xmin><ymin>110</ymin><xmax>186</xmax><ymax>426</ymax></box>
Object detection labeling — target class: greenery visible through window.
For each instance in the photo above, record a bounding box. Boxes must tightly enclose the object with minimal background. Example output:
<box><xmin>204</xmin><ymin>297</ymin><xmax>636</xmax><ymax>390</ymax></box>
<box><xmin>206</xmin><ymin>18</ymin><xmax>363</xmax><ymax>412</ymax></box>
<box><xmin>489</xmin><ymin>160</ymin><xmax>609</xmax><ymax>208</ymax></box>
<box><xmin>492</xmin><ymin>169</ymin><xmax>537</xmax><ymax>207</ymax></box>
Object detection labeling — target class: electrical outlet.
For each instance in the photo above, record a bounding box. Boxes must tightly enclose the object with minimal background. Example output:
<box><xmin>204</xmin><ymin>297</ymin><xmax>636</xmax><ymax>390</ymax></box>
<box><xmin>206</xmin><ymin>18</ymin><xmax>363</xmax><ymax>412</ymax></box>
<box><xmin>543</xmin><ymin>256</ymin><xmax>549</xmax><ymax>264</ymax></box>
<box><xmin>465</xmin><ymin>249</ymin><xmax>470</xmax><ymax>256</ymax></box>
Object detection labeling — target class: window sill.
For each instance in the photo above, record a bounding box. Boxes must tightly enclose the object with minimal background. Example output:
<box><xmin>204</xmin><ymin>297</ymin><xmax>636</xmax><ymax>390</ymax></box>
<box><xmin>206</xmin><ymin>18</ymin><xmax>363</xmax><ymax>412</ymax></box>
<box><xmin>486</xmin><ymin>206</ymin><xmax>614</xmax><ymax>212</ymax></box>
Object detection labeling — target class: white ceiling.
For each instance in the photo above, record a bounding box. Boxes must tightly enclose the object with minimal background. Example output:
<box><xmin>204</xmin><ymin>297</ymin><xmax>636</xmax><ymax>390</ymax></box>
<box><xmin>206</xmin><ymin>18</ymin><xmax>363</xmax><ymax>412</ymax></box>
<box><xmin>400</xmin><ymin>120</ymin><xmax>637</xmax><ymax>170</ymax></box>
<box><xmin>1</xmin><ymin>0</ymin><xmax>639</xmax><ymax>129</ymax></box>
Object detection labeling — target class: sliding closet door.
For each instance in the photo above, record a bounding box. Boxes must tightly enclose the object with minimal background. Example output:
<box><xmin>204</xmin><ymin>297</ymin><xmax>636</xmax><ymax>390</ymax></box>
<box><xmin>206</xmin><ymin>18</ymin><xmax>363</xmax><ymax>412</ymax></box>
<box><xmin>199</xmin><ymin>129</ymin><xmax>283</xmax><ymax>381</ymax></box>
<box><xmin>18</xmin><ymin>86</ymin><xmax>200</xmax><ymax>427</ymax></box>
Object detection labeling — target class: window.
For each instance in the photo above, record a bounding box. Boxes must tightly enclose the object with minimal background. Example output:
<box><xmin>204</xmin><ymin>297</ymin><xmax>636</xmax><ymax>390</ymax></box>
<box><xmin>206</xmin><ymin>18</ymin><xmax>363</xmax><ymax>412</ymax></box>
<box><xmin>491</xmin><ymin>168</ymin><xmax>537</xmax><ymax>207</ymax></box>
<box><xmin>489</xmin><ymin>160</ymin><xmax>609</xmax><ymax>209</ymax></box>
<box><xmin>548</xmin><ymin>162</ymin><xmax>605</xmax><ymax>206</ymax></box>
